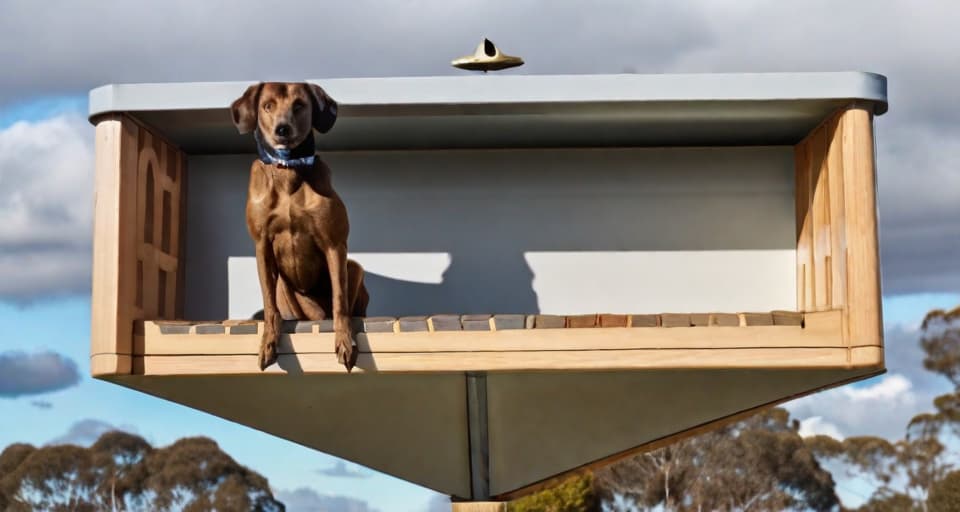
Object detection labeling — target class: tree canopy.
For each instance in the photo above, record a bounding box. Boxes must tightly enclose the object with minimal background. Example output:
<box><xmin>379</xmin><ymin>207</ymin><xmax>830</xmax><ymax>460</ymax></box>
<box><xmin>0</xmin><ymin>431</ymin><xmax>283</xmax><ymax>512</ymax></box>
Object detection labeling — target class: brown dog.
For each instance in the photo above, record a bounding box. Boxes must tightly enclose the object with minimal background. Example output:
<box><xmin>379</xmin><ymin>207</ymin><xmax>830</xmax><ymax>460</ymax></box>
<box><xmin>231</xmin><ymin>82</ymin><xmax>369</xmax><ymax>371</ymax></box>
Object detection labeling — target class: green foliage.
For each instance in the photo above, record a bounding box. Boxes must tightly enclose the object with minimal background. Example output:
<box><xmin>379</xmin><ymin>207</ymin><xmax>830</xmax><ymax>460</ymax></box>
<box><xmin>929</xmin><ymin>470</ymin><xmax>960</xmax><ymax>512</ymax></box>
<box><xmin>509</xmin><ymin>473</ymin><xmax>598</xmax><ymax>512</ymax></box>
<box><xmin>0</xmin><ymin>432</ymin><xmax>284</xmax><ymax>512</ymax></box>
<box><xmin>595</xmin><ymin>407</ymin><xmax>838</xmax><ymax>511</ymax></box>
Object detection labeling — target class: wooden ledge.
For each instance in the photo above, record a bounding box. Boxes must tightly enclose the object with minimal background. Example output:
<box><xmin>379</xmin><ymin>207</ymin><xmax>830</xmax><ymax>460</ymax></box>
<box><xmin>87</xmin><ymin>310</ymin><xmax>884</xmax><ymax>376</ymax></box>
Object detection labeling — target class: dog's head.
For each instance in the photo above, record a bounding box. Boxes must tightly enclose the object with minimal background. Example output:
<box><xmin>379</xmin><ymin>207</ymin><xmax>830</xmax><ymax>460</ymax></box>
<box><xmin>230</xmin><ymin>82</ymin><xmax>338</xmax><ymax>150</ymax></box>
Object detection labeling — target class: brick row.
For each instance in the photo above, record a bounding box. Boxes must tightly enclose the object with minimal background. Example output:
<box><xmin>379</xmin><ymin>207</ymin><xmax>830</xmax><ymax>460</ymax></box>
<box><xmin>154</xmin><ymin>311</ymin><xmax>806</xmax><ymax>334</ymax></box>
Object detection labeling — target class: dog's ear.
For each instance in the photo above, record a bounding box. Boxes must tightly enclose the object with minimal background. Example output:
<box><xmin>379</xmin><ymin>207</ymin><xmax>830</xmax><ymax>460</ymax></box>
<box><xmin>231</xmin><ymin>83</ymin><xmax>263</xmax><ymax>134</ymax></box>
<box><xmin>307</xmin><ymin>83</ymin><xmax>338</xmax><ymax>134</ymax></box>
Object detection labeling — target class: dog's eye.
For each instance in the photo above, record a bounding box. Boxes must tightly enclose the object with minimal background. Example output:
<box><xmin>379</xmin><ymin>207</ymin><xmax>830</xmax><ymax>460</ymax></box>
<box><xmin>293</xmin><ymin>101</ymin><xmax>305</xmax><ymax>111</ymax></box>
<box><xmin>262</xmin><ymin>102</ymin><xmax>274</xmax><ymax>112</ymax></box>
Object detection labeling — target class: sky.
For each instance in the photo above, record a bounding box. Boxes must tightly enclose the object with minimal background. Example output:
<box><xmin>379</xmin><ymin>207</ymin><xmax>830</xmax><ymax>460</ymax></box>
<box><xmin>0</xmin><ymin>1</ymin><xmax>959</xmax><ymax>510</ymax></box>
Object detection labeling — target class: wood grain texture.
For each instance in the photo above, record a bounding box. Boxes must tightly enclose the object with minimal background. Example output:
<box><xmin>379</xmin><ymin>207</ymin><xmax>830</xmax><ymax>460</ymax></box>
<box><xmin>141</xmin><ymin>310</ymin><xmax>846</xmax><ymax>356</ymax></box>
<box><xmin>841</xmin><ymin>107</ymin><xmax>883</xmax><ymax>347</ymax></box>
<box><xmin>90</xmin><ymin>116</ymin><xmax>139</xmax><ymax>375</ymax></box>
<box><xmin>451</xmin><ymin>503</ymin><xmax>506</xmax><ymax>512</ymax></box>
<box><xmin>134</xmin><ymin>347</ymin><xmax>879</xmax><ymax>375</ymax></box>
<box><xmin>795</xmin><ymin>105</ymin><xmax>883</xmax><ymax>349</ymax></box>
<box><xmin>91</xmin><ymin>115</ymin><xmax>188</xmax><ymax>377</ymax></box>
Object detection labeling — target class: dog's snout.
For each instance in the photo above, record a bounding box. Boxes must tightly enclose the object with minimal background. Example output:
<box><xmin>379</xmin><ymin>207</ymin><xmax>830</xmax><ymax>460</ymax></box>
<box><xmin>275</xmin><ymin>124</ymin><xmax>291</xmax><ymax>137</ymax></box>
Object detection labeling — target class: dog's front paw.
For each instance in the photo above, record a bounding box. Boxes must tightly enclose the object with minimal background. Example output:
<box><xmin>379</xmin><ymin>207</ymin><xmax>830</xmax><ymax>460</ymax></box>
<box><xmin>258</xmin><ymin>334</ymin><xmax>279</xmax><ymax>371</ymax></box>
<box><xmin>335</xmin><ymin>331</ymin><xmax>357</xmax><ymax>372</ymax></box>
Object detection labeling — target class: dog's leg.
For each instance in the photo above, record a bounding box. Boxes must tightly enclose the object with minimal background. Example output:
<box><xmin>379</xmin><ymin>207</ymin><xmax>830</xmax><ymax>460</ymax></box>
<box><xmin>346</xmin><ymin>259</ymin><xmax>368</xmax><ymax>317</ymax></box>
<box><xmin>325</xmin><ymin>245</ymin><xmax>356</xmax><ymax>371</ymax></box>
<box><xmin>255</xmin><ymin>238</ymin><xmax>281</xmax><ymax>370</ymax></box>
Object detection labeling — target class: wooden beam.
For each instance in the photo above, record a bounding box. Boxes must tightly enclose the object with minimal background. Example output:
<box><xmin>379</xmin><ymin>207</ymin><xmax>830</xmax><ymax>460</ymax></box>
<box><xmin>139</xmin><ymin>310</ymin><xmax>846</xmax><ymax>356</ymax></box>
<box><xmin>451</xmin><ymin>503</ymin><xmax>506</xmax><ymax>512</ymax></box>
<box><xmin>794</xmin><ymin>104</ymin><xmax>882</xmax><ymax>348</ymax></box>
<box><xmin>90</xmin><ymin>116</ymin><xmax>139</xmax><ymax>376</ymax></box>
<box><xmin>841</xmin><ymin>106</ymin><xmax>883</xmax><ymax>347</ymax></box>
<box><xmin>132</xmin><ymin>345</ymin><xmax>882</xmax><ymax>376</ymax></box>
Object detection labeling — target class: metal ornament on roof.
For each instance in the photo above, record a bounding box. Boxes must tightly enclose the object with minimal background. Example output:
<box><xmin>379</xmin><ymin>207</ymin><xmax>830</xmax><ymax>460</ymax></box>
<box><xmin>452</xmin><ymin>38</ymin><xmax>524</xmax><ymax>72</ymax></box>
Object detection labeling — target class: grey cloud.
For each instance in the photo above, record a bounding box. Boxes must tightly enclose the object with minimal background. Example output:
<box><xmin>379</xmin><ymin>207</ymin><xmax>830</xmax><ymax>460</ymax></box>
<box><xmin>316</xmin><ymin>460</ymin><xmax>370</xmax><ymax>479</ymax></box>
<box><xmin>273</xmin><ymin>487</ymin><xmax>378</xmax><ymax>512</ymax></box>
<box><xmin>0</xmin><ymin>350</ymin><xmax>81</xmax><ymax>398</ymax></box>
<box><xmin>0</xmin><ymin>113</ymin><xmax>93</xmax><ymax>302</ymax></box>
<box><xmin>47</xmin><ymin>418</ymin><xmax>137</xmax><ymax>447</ymax></box>
<box><xmin>0</xmin><ymin>1</ymin><xmax>957</xmax><ymax>296</ymax></box>
<box><xmin>30</xmin><ymin>400</ymin><xmax>53</xmax><ymax>409</ymax></box>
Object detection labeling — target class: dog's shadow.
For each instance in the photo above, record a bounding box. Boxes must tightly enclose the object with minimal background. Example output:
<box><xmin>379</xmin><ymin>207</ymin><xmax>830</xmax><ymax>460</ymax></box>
<box><xmin>255</xmin><ymin>253</ymin><xmax>539</xmax><ymax>373</ymax></box>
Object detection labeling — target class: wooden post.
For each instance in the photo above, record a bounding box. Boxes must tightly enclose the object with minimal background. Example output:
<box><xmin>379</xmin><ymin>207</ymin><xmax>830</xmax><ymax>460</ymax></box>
<box><xmin>794</xmin><ymin>103</ymin><xmax>883</xmax><ymax>352</ymax></box>
<box><xmin>90</xmin><ymin>114</ymin><xmax>188</xmax><ymax>377</ymax></box>
<box><xmin>90</xmin><ymin>115</ymin><xmax>139</xmax><ymax>376</ymax></box>
<box><xmin>451</xmin><ymin>502</ymin><xmax>507</xmax><ymax>512</ymax></box>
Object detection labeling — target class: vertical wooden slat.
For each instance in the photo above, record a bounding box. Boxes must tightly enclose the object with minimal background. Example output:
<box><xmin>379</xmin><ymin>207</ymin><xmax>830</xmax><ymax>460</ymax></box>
<box><xmin>841</xmin><ymin>106</ymin><xmax>883</xmax><ymax>347</ymax></box>
<box><xmin>795</xmin><ymin>140</ymin><xmax>812</xmax><ymax>311</ymax></box>
<box><xmin>175</xmin><ymin>152</ymin><xmax>189</xmax><ymax>319</ymax></box>
<box><xmin>811</xmin><ymin>125</ymin><xmax>831</xmax><ymax>311</ymax></box>
<box><xmin>90</xmin><ymin>116</ymin><xmax>139</xmax><ymax>376</ymax></box>
<box><xmin>140</xmin><ymin>151</ymin><xmax>159</xmax><ymax>318</ymax></box>
<box><xmin>826</xmin><ymin>115</ymin><xmax>848</xmax><ymax>313</ymax></box>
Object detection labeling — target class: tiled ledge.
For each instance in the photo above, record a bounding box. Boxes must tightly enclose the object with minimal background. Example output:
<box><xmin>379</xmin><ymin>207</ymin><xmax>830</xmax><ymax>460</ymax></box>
<box><xmin>151</xmin><ymin>311</ymin><xmax>805</xmax><ymax>336</ymax></box>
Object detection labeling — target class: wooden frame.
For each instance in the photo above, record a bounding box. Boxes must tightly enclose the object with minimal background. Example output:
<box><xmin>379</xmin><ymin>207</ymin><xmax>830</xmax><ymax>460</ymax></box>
<box><xmin>91</xmin><ymin>115</ymin><xmax>187</xmax><ymax>376</ymax></box>
<box><xmin>795</xmin><ymin>104</ymin><xmax>883</xmax><ymax>352</ymax></box>
<box><xmin>89</xmin><ymin>105</ymin><xmax>883</xmax><ymax>376</ymax></box>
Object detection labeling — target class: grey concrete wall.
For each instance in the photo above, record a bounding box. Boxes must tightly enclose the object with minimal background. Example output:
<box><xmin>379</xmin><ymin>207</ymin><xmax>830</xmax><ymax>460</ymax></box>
<box><xmin>184</xmin><ymin>146</ymin><xmax>796</xmax><ymax>320</ymax></box>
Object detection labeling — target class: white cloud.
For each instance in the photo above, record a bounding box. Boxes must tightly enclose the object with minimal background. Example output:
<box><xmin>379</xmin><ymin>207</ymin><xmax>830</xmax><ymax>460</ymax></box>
<box><xmin>787</xmin><ymin>374</ymin><xmax>918</xmax><ymax>439</ymax></box>
<box><xmin>0</xmin><ymin>113</ymin><xmax>93</xmax><ymax>302</ymax></box>
<box><xmin>842</xmin><ymin>374</ymin><xmax>914</xmax><ymax>402</ymax></box>
<box><xmin>798</xmin><ymin>416</ymin><xmax>844</xmax><ymax>439</ymax></box>
<box><xmin>787</xmin><ymin>323</ymin><xmax>953</xmax><ymax>440</ymax></box>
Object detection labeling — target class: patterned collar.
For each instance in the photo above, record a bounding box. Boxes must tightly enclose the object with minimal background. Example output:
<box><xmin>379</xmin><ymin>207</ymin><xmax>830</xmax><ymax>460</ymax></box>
<box><xmin>254</xmin><ymin>129</ymin><xmax>316</xmax><ymax>169</ymax></box>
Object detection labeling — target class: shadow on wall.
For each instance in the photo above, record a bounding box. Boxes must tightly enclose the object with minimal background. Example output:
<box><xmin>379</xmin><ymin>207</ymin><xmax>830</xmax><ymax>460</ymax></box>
<box><xmin>187</xmin><ymin>147</ymin><xmax>796</xmax><ymax>320</ymax></box>
<box><xmin>361</xmin><ymin>254</ymin><xmax>539</xmax><ymax>317</ymax></box>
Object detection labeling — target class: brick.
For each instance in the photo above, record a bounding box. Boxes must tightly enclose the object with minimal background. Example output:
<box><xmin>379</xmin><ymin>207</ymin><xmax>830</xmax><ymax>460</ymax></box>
<box><xmin>158</xmin><ymin>322</ymin><xmax>194</xmax><ymax>335</ymax></box>
<box><xmin>195</xmin><ymin>323</ymin><xmax>225</xmax><ymax>335</ymax></box>
<box><xmin>533</xmin><ymin>315</ymin><xmax>565</xmax><ymax>329</ymax></box>
<box><xmin>293</xmin><ymin>321</ymin><xmax>319</xmax><ymax>334</ymax></box>
<box><xmin>690</xmin><ymin>314</ymin><xmax>712</xmax><ymax>327</ymax></box>
<box><xmin>742</xmin><ymin>312</ymin><xmax>774</xmax><ymax>326</ymax></box>
<box><xmin>566</xmin><ymin>314</ymin><xmax>598</xmax><ymax>328</ymax></box>
<box><xmin>599</xmin><ymin>314</ymin><xmax>628</xmax><ymax>328</ymax></box>
<box><xmin>229</xmin><ymin>323</ymin><xmax>259</xmax><ymax>335</ymax></box>
<box><xmin>772</xmin><ymin>310</ymin><xmax>804</xmax><ymax>326</ymax></box>
<box><xmin>710</xmin><ymin>313</ymin><xmax>741</xmax><ymax>327</ymax></box>
<box><xmin>463</xmin><ymin>314</ymin><xmax>492</xmax><ymax>331</ymax></box>
<box><xmin>493</xmin><ymin>314</ymin><xmax>525</xmax><ymax>330</ymax></box>
<box><xmin>660</xmin><ymin>314</ymin><xmax>692</xmax><ymax>328</ymax></box>
<box><xmin>629</xmin><ymin>315</ymin><xmax>660</xmax><ymax>327</ymax></box>
<box><xmin>399</xmin><ymin>316</ymin><xmax>429</xmax><ymax>332</ymax></box>
<box><xmin>430</xmin><ymin>315</ymin><xmax>462</xmax><ymax>331</ymax></box>
<box><xmin>363</xmin><ymin>317</ymin><xmax>396</xmax><ymax>333</ymax></box>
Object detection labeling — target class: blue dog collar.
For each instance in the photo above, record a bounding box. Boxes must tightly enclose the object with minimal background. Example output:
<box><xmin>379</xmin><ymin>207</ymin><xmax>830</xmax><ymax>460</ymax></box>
<box><xmin>254</xmin><ymin>129</ymin><xmax>316</xmax><ymax>169</ymax></box>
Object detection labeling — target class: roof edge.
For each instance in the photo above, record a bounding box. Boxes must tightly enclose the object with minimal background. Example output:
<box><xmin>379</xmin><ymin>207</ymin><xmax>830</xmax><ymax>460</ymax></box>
<box><xmin>88</xmin><ymin>72</ymin><xmax>888</xmax><ymax>123</ymax></box>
